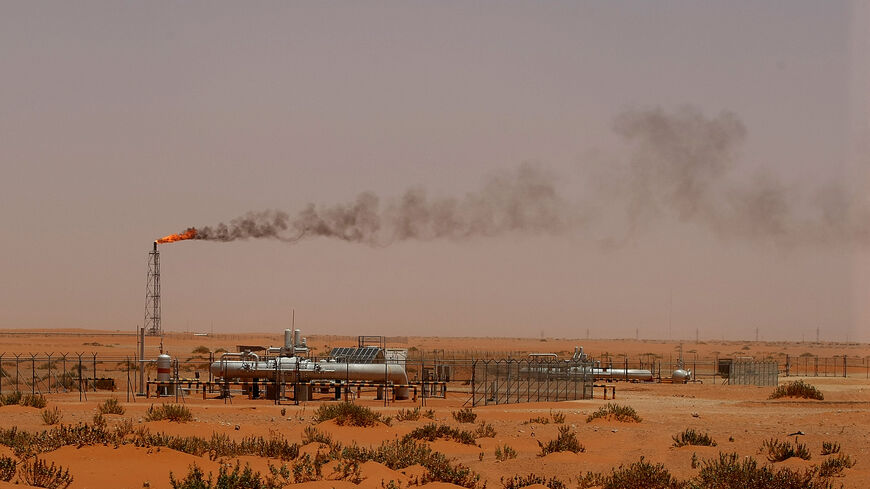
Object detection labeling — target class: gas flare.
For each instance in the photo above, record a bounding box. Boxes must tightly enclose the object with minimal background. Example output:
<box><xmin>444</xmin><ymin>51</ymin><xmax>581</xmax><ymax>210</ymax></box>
<box><xmin>156</xmin><ymin>228</ymin><xmax>197</xmax><ymax>244</ymax></box>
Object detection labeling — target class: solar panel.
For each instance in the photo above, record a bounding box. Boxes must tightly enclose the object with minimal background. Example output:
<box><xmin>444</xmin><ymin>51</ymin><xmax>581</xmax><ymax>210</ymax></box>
<box><xmin>329</xmin><ymin>346</ymin><xmax>381</xmax><ymax>363</ymax></box>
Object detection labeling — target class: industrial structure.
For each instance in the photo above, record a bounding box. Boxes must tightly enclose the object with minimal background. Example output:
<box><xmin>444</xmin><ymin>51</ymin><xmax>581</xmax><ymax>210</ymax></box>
<box><xmin>144</xmin><ymin>242</ymin><xmax>161</xmax><ymax>337</ymax></box>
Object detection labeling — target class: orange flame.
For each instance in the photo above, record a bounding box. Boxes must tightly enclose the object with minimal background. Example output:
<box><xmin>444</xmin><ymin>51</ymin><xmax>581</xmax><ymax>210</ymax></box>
<box><xmin>156</xmin><ymin>228</ymin><xmax>197</xmax><ymax>244</ymax></box>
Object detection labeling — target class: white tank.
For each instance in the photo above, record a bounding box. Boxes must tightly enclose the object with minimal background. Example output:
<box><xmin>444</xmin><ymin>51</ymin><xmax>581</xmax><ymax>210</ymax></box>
<box><xmin>157</xmin><ymin>354</ymin><xmax>172</xmax><ymax>383</ymax></box>
<box><xmin>156</xmin><ymin>353</ymin><xmax>173</xmax><ymax>395</ymax></box>
<box><xmin>294</xmin><ymin>329</ymin><xmax>301</xmax><ymax>347</ymax></box>
<box><xmin>284</xmin><ymin>329</ymin><xmax>293</xmax><ymax>349</ymax></box>
<box><xmin>672</xmin><ymin>369</ymin><xmax>691</xmax><ymax>383</ymax></box>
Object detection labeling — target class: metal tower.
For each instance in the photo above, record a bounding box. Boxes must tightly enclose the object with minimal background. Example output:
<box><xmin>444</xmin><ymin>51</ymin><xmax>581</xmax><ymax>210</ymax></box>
<box><xmin>144</xmin><ymin>242</ymin><xmax>162</xmax><ymax>336</ymax></box>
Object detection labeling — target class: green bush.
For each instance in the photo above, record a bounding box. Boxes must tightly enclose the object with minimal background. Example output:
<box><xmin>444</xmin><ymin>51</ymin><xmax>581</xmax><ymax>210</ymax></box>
<box><xmin>474</xmin><ymin>421</ymin><xmax>496</xmax><ymax>438</ymax></box>
<box><xmin>672</xmin><ymin>428</ymin><xmax>717</xmax><ymax>447</ymax></box>
<box><xmin>191</xmin><ymin>346</ymin><xmax>211</xmax><ymax>355</ymax></box>
<box><xmin>764</xmin><ymin>438</ymin><xmax>812</xmax><ymax>462</ymax></box>
<box><xmin>41</xmin><ymin>407</ymin><xmax>62</xmax><ymax>426</ymax></box>
<box><xmin>538</xmin><ymin>426</ymin><xmax>585</xmax><ymax>456</ymax></box>
<box><xmin>769</xmin><ymin>380</ymin><xmax>824</xmax><ymax>400</ymax></box>
<box><xmin>452</xmin><ymin>407</ymin><xmax>477</xmax><ymax>423</ymax></box>
<box><xmin>0</xmin><ymin>455</ymin><xmax>16</xmax><ymax>482</ymax></box>
<box><xmin>592</xmin><ymin>458</ymin><xmax>683</xmax><ymax>489</ymax></box>
<box><xmin>99</xmin><ymin>398</ymin><xmax>125</xmax><ymax>415</ymax></box>
<box><xmin>1</xmin><ymin>391</ymin><xmax>22</xmax><ymax>406</ymax></box>
<box><xmin>586</xmin><ymin>403</ymin><xmax>641</xmax><ymax>423</ymax></box>
<box><xmin>693</xmin><ymin>452</ymin><xmax>829</xmax><ymax>489</ymax></box>
<box><xmin>403</xmin><ymin>423</ymin><xmax>477</xmax><ymax>445</ymax></box>
<box><xmin>22</xmin><ymin>394</ymin><xmax>47</xmax><ymax>408</ymax></box>
<box><xmin>820</xmin><ymin>441</ymin><xmax>840</xmax><ymax>455</ymax></box>
<box><xmin>818</xmin><ymin>453</ymin><xmax>855</xmax><ymax>478</ymax></box>
<box><xmin>18</xmin><ymin>457</ymin><xmax>73</xmax><ymax>489</ymax></box>
<box><xmin>494</xmin><ymin>444</ymin><xmax>517</xmax><ymax>461</ymax></box>
<box><xmin>550</xmin><ymin>410</ymin><xmax>566</xmax><ymax>424</ymax></box>
<box><xmin>312</xmin><ymin>402</ymin><xmax>381</xmax><ymax>427</ymax></box>
<box><xmin>145</xmin><ymin>404</ymin><xmax>193</xmax><ymax>423</ymax></box>
<box><xmin>170</xmin><ymin>461</ymin><xmax>286</xmax><ymax>489</ymax></box>
<box><xmin>301</xmin><ymin>426</ymin><xmax>334</xmax><ymax>446</ymax></box>
<box><xmin>501</xmin><ymin>473</ymin><xmax>565</xmax><ymax>489</ymax></box>
<box><xmin>396</xmin><ymin>407</ymin><xmax>421</xmax><ymax>421</ymax></box>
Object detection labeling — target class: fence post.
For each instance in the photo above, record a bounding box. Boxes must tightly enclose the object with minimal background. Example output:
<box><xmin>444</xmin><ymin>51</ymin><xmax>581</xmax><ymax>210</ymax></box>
<box><xmin>30</xmin><ymin>354</ymin><xmax>36</xmax><ymax>395</ymax></box>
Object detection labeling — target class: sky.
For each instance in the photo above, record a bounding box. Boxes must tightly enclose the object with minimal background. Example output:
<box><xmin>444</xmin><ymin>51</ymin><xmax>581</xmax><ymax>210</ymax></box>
<box><xmin>1</xmin><ymin>1</ymin><xmax>869</xmax><ymax>342</ymax></box>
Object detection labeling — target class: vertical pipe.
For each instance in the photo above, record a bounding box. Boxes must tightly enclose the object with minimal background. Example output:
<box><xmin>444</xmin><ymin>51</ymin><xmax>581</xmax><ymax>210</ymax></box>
<box><xmin>138</xmin><ymin>327</ymin><xmax>146</xmax><ymax>395</ymax></box>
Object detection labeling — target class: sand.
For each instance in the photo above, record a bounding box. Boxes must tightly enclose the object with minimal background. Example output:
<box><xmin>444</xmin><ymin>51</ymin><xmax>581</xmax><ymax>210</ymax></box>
<box><xmin>1</xmin><ymin>330</ymin><xmax>868</xmax><ymax>488</ymax></box>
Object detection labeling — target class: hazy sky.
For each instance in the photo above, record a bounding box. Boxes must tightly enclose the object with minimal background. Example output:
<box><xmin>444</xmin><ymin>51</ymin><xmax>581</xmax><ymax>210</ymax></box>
<box><xmin>1</xmin><ymin>2</ymin><xmax>868</xmax><ymax>342</ymax></box>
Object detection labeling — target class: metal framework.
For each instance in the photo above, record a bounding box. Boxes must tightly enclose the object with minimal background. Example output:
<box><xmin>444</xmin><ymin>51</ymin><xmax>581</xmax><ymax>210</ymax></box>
<box><xmin>144</xmin><ymin>242</ymin><xmax>161</xmax><ymax>336</ymax></box>
<box><xmin>471</xmin><ymin>358</ymin><xmax>593</xmax><ymax>406</ymax></box>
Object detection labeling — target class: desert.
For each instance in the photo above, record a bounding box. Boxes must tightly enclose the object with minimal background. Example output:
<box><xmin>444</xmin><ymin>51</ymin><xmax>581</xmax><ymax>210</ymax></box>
<box><xmin>1</xmin><ymin>330</ymin><xmax>868</xmax><ymax>489</ymax></box>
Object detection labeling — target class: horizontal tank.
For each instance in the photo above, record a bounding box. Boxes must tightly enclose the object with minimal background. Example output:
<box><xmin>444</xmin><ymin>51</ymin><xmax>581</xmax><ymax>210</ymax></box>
<box><xmin>210</xmin><ymin>355</ymin><xmax>409</xmax><ymax>385</ymax></box>
<box><xmin>590</xmin><ymin>368</ymin><xmax>654</xmax><ymax>381</ymax></box>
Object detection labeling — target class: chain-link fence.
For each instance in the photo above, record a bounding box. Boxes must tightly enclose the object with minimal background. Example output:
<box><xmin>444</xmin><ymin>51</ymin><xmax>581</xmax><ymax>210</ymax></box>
<box><xmin>470</xmin><ymin>359</ymin><xmax>593</xmax><ymax>406</ymax></box>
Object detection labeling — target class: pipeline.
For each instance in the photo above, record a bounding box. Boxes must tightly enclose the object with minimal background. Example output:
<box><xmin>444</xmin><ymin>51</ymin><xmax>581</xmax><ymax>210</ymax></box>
<box><xmin>209</xmin><ymin>355</ymin><xmax>411</xmax><ymax>399</ymax></box>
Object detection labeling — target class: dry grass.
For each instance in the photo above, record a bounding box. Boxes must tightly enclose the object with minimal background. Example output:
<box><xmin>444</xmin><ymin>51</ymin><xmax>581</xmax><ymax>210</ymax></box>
<box><xmin>144</xmin><ymin>404</ymin><xmax>193</xmax><ymax>423</ymax></box>
<box><xmin>586</xmin><ymin>403</ymin><xmax>642</xmax><ymax>423</ymax></box>
<box><xmin>769</xmin><ymin>380</ymin><xmax>824</xmax><ymax>400</ymax></box>
<box><xmin>538</xmin><ymin>426</ymin><xmax>585</xmax><ymax>456</ymax></box>
<box><xmin>312</xmin><ymin>402</ymin><xmax>382</xmax><ymax>427</ymax></box>
<box><xmin>672</xmin><ymin>428</ymin><xmax>717</xmax><ymax>447</ymax></box>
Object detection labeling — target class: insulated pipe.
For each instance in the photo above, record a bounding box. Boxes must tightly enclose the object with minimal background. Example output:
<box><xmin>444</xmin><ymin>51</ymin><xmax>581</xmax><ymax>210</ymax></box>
<box><xmin>209</xmin><ymin>357</ymin><xmax>410</xmax><ymax>399</ymax></box>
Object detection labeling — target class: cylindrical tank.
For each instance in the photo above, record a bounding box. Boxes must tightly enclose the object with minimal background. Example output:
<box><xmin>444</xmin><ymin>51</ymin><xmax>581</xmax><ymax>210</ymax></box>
<box><xmin>156</xmin><ymin>353</ymin><xmax>173</xmax><ymax>395</ymax></box>
<box><xmin>672</xmin><ymin>369</ymin><xmax>691</xmax><ymax>383</ymax></box>
<box><xmin>284</xmin><ymin>329</ymin><xmax>293</xmax><ymax>349</ymax></box>
<box><xmin>294</xmin><ymin>329</ymin><xmax>301</xmax><ymax>347</ymax></box>
<box><xmin>210</xmin><ymin>356</ymin><xmax>411</xmax><ymax>399</ymax></box>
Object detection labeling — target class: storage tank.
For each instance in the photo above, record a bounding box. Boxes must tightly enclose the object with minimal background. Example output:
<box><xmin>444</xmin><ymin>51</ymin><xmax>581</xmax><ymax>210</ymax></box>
<box><xmin>156</xmin><ymin>353</ymin><xmax>173</xmax><ymax>395</ymax></box>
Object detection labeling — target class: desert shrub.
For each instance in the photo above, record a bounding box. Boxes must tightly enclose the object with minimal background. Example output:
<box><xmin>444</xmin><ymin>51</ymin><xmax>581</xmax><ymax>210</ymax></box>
<box><xmin>494</xmin><ymin>444</ymin><xmax>517</xmax><ymax>461</ymax></box>
<box><xmin>115</xmin><ymin>418</ymin><xmax>134</xmax><ymax>438</ymax></box>
<box><xmin>672</xmin><ymin>428</ymin><xmax>717</xmax><ymax>447</ymax></box>
<box><xmin>0</xmin><ymin>456</ymin><xmax>16</xmax><ymax>482</ymax></box>
<box><xmin>41</xmin><ymin>407</ymin><xmax>62</xmax><ymax>426</ymax></box>
<box><xmin>693</xmin><ymin>452</ymin><xmax>830</xmax><ymax>489</ymax></box>
<box><xmin>341</xmin><ymin>438</ymin><xmax>481</xmax><ymax>488</ymax></box>
<box><xmin>92</xmin><ymin>412</ymin><xmax>107</xmax><ymax>429</ymax></box>
<box><xmin>22</xmin><ymin>394</ymin><xmax>47</xmax><ymax>408</ymax></box>
<box><xmin>1</xmin><ymin>391</ymin><xmax>22</xmax><ymax>406</ymax></box>
<box><xmin>524</xmin><ymin>416</ymin><xmax>549</xmax><ymax>425</ymax></box>
<box><xmin>550</xmin><ymin>410</ymin><xmax>566</xmax><ymax>424</ymax></box>
<box><xmin>474</xmin><ymin>421</ymin><xmax>496</xmax><ymax>438</ymax></box>
<box><xmin>538</xmin><ymin>426</ymin><xmax>584</xmax><ymax>456</ymax></box>
<box><xmin>312</xmin><ymin>402</ymin><xmax>381</xmax><ymax>426</ymax></box>
<box><xmin>214</xmin><ymin>348</ymin><xmax>228</xmax><ymax>353</ymax></box>
<box><xmin>423</xmin><ymin>408</ymin><xmax>436</xmax><ymax>419</ymax></box>
<box><xmin>301</xmin><ymin>426</ymin><xmax>334</xmax><ymax>446</ymax></box>
<box><xmin>586</xmin><ymin>403</ymin><xmax>641</xmax><ymax>423</ymax></box>
<box><xmin>396</xmin><ymin>407</ymin><xmax>421</xmax><ymax>421</ymax></box>
<box><xmin>99</xmin><ymin>398</ymin><xmax>125</xmax><ymax>415</ymax></box>
<box><xmin>502</xmin><ymin>473</ymin><xmax>565</xmax><ymax>489</ymax></box>
<box><xmin>191</xmin><ymin>346</ymin><xmax>211</xmax><ymax>355</ymax></box>
<box><xmin>145</xmin><ymin>404</ymin><xmax>193</xmax><ymax>422</ymax></box>
<box><xmin>585</xmin><ymin>458</ymin><xmax>684</xmax><ymax>489</ymax></box>
<box><xmin>170</xmin><ymin>461</ymin><xmax>286</xmax><ymax>489</ymax></box>
<box><xmin>17</xmin><ymin>457</ymin><xmax>73</xmax><ymax>489</ymax></box>
<box><xmin>403</xmin><ymin>423</ymin><xmax>477</xmax><ymax>445</ymax></box>
<box><xmin>818</xmin><ymin>453</ymin><xmax>855</xmax><ymax>478</ymax></box>
<box><xmin>452</xmin><ymin>407</ymin><xmax>477</xmax><ymax>423</ymax></box>
<box><xmin>769</xmin><ymin>380</ymin><xmax>824</xmax><ymax>400</ymax></box>
<box><xmin>820</xmin><ymin>441</ymin><xmax>840</xmax><ymax>455</ymax></box>
<box><xmin>764</xmin><ymin>438</ymin><xmax>812</xmax><ymax>462</ymax></box>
